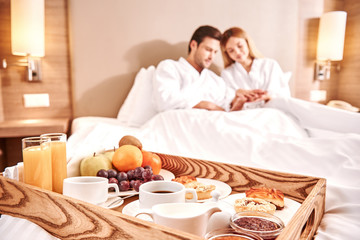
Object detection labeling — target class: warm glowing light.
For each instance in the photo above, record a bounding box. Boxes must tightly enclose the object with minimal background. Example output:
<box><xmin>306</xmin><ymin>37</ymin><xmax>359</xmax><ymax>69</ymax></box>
<box><xmin>316</xmin><ymin>11</ymin><xmax>347</xmax><ymax>61</ymax></box>
<box><xmin>11</xmin><ymin>0</ymin><xmax>45</xmax><ymax>57</ymax></box>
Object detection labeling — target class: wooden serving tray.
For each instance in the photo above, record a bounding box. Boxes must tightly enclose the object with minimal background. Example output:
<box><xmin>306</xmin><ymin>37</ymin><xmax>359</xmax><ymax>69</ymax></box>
<box><xmin>0</xmin><ymin>153</ymin><xmax>325</xmax><ymax>240</ymax></box>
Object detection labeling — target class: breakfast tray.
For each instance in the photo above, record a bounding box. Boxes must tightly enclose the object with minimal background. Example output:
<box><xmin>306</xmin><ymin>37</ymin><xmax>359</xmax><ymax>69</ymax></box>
<box><xmin>0</xmin><ymin>153</ymin><xmax>325</xmax><ymax>240</ymax></box>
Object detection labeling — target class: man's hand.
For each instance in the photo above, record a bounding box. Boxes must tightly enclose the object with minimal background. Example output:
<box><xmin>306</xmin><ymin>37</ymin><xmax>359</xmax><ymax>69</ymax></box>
<box><xmin>193</xmin><ymin>101</ymin><xmax>225</xmax><ymax>111</ymax></box>
<box><xmin>230</xmin><ymin>94</ymin><xmax>247</xmax><ymax>111</ymax></box>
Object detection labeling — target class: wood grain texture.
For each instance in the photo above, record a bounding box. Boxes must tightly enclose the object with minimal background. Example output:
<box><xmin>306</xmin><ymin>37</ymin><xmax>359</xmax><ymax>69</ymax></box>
<box><xmin>0</xmin><ymin>152</ymin><xmax>325</xmax><ymax>239</ymax></box>
<box><xmin>161</xmin><ymin>154</ymin><xmax>320</xmax><ymax>202</ymax></box>
<box><xmin>0</xmin><ymin>176</ymin><xmax>201</xmax><ymax>240</ymax></box>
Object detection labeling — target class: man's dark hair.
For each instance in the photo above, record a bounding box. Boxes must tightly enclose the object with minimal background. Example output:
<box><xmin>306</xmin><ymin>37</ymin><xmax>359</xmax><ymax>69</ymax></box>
<box><xmin>188</xmin><ymin>25</ymin><xmax>222</xmax><ymax>53</ymax></box>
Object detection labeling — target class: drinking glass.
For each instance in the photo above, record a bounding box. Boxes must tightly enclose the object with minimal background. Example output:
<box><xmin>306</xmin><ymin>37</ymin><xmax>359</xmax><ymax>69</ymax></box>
<box><xmin>41</xmin><ymin>133</ymin><xmax>67</xmax><ymax>194</ymax></box>
<box><xmin>22</xmin><ymin>136</ymin><xmax>52</xmax><ymax>190</ymax></box>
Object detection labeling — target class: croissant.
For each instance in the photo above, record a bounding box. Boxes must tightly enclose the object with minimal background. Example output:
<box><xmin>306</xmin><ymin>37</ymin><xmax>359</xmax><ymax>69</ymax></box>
<box><xmin>245</xmin><ymin>187</ymin><xmax>284</xmax><ymax>210</ymax></box>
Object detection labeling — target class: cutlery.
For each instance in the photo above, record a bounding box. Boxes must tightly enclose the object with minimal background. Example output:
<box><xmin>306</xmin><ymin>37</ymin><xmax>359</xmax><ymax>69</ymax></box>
<box><xmin>107</xmin><ymin>193</ymin><xmax>138</xmax><ymax>208</ymax></box>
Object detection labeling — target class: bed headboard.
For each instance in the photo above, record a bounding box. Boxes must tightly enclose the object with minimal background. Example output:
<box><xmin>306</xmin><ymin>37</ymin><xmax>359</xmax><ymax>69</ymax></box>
<box><xmin>68</xmin><ymin>0</ymin><xmax>299</xmax><ymax>118</ymax></box>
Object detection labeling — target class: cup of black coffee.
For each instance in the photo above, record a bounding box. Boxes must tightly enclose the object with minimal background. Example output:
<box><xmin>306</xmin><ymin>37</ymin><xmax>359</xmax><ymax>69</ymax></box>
<box><xmin>139</xmin><ymin>181</ymin><xmax>197</xmax><ymax>209</ymax></box>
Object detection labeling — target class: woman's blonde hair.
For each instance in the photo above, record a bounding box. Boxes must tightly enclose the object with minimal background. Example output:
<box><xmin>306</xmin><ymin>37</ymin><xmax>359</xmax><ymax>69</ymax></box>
<box><xmin>220</xmin><ymin>27</ymin><xmax>263</xmax><ymax>68</ymax></box>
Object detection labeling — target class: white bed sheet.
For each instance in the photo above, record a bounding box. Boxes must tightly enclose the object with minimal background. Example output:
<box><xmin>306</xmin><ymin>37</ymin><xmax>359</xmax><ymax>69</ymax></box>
<box><xmin>66</xmin><ymin>97</ymin><xmax>360</xmax><ymax>240</ymax></box>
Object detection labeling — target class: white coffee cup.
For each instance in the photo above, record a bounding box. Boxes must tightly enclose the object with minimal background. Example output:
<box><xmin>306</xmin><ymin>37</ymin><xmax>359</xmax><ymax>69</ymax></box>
<box><xmin>139</xmin><ymin>181</ymin><xmax>197</xmax><ymax>209</ymax></box>
<box><xmin>135</xmin><ymin>202</ymin><xmax>221</xmax><ymax>236</ymax></box>
<box><xmin>63</xmin><ymin>176</ymin><xmax>120</xmax><ymax>205</ymax></box>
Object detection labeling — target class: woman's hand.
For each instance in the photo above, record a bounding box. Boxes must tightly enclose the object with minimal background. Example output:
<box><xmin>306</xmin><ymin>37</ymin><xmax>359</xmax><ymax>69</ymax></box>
<box><xmin>193</xmin><ymin>101</ymin><xmax>225</xmax><ymax>111</ymax></box>
<box><xmin>235</xmin><ymin>89</ymin><xmax>268</xmax><ymax>102</ymax></box>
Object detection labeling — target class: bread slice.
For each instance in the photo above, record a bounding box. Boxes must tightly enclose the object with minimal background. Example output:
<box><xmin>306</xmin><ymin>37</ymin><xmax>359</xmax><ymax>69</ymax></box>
<box><xmin>172</xmin><ymin>175</ymin><xmax>197</xmax><ymax>185</ymax></box>
<box><xmin>234</xmin><ymin>197</ymin><xmax>276</xmax><ymax>214</ymax></box>
<box><xmin>172</xmin><ymin>176</ymin><xmax>216</xmax><ymax>200</ymax></box>
<box><xmin>184</xmin><ymin>181</ymin><xmax>216</xmax><ymax>200</ymax></box>
<box><xmin>245</xmin><ymin>187</ymin><xmax>284</xmax><ymax>210</ymax></box>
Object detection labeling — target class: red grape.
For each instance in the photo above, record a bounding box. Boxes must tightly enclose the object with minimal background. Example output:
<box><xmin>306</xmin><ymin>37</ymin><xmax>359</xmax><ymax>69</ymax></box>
<box><xmin>142</xmin><ymin>169</ymin><xmax>153</xmax><ymax>181</ymax></box>
<box><xmin>127</xmin><ymin>169</ymin><xmax>135</xmax><ymax>180</ymax></box>
<box><xmin>96</xmin><ymin>169</ymin><xmax>108</xmax><ymax>178</ymax></box>
<box><xmin>119</xmin><ymin>180</ymin><xmax>130</xmax><ymax>191</ymax></box>
<box><xmin>133</xmin><ymin>180</ymin><xmax>142</xmax><ymax>192</ymax></box>
<box><xmin>134</xmin><ymin>167</ymin><xmax>144</xmax><ymax>179</ymax></box>
<box><xmin>108</xmin><ymin>177</ymin><xmax>118</xmax><ymax>184</ymax></box>
<box><xmin>143</xmin><ymin>165</ymin><xmax>153</xmax><ymax>171</ymax></box>
<box><xmin>116</xmin><ymin>172</ymin><xmax>128</xmax><ymax>182</ymax></box>
<box><xmin>107</xmin><ymin>169</ymin><xmax>118</xmax><ymax>178</ymax></box>
<box><xmin>152</xmin><ymin>174</ymin><xmax>164</xmax><ymax>181</ymax></box>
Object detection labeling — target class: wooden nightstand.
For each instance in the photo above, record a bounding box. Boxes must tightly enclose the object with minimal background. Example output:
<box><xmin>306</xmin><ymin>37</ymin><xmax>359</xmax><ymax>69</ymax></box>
<box><xmin>0</xmin><ymin>118</ymin><xmax>70</xmax><ymax>171</ymax></box>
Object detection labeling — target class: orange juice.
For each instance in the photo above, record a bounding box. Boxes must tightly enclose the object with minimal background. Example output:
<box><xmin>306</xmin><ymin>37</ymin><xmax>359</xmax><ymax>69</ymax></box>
<box><xmin>23</xmin><ymin>143</ymin><xmax>52</xmax><ymax>191</ymax></box>
<box><xmin>49</xmin><ymin>141</ymin><xmax>67</xmax><ymax>193</ymax></box>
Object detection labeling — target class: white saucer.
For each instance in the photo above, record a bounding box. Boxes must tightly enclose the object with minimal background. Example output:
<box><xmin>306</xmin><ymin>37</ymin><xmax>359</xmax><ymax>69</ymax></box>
<box><xmin>98</xmin><ymin>197</ymin><xmax>124</xmax><ymax>209</ymax></box>
<box><xmin>122</xmin><ymin>200</ymin><xmax>153</xmax><ymax>221</ymax></box>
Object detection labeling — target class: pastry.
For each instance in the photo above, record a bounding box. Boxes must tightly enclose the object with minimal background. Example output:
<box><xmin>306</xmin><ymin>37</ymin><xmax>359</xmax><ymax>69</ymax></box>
<box><xmin>234</xmin><ymin>197</ymin><xmax>276</xmax><ymax>214</ymax></box>
<box><xmin>172</xmin><ymin>175</ymin><xmax>216</xmax><ymax>200</ymax></box>
<box><xmin>172</xmin><ymin>175</ymin><xmax>197</xmax><ymax>185</ymax></box>
<box><xmin>245</xmin><ymin>187</ymin><xmax>284</xmax><ymax>210</ymax></box>
<box><xmin>184</xmin><ymin>181</ymin><xmax>216</xmax><ymax>200</ymax></box>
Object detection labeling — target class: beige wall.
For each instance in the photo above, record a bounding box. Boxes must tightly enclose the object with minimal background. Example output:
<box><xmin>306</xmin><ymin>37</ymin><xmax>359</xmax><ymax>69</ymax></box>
<box><xmin>69</xmin><ymin>0</ymin><xmax>299</xmax><ymax>118</ymax></box>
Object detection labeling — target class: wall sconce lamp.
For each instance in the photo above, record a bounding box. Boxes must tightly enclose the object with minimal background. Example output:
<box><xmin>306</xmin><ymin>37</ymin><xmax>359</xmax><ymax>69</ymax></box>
<box><xmin>315</xmin><ymin>11</ymin><xmax>347</xmax><ymax>80</ymax></box>
<box><xmin>2</xmin><ymin>0</ymin><xmax>45</xmax><ymax>82</ymax></box>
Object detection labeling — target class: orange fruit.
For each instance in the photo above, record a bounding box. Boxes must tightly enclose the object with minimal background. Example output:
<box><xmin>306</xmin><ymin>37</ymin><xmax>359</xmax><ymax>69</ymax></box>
<box><xmin>112</xmin><ymin>145</ymin><xmax>143</xmax><ymax>172</ymax></box>
<box><xmin>141</xmin><ymin>150</ymin><xmax>162</xmax><ymax>175</ymax></box>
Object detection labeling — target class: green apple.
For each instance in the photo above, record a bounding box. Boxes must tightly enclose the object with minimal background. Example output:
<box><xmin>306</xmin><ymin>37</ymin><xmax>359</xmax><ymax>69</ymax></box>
<box><xmin>80</xmin><ymin>153</ymin><xmax>113</xmax><ymax>176</ymax></box>
<box><xmin>103</xmin><ymin>147</ymin><xmax>116</xmax><ymax>161</ymax></box>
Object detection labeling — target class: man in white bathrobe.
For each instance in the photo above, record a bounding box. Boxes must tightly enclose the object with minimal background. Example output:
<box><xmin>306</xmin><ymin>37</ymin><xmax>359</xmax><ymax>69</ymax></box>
<box><xmin>152</xmin><ymin>25</ymin><xmax>246</xmax><ymax>112</ymax></box>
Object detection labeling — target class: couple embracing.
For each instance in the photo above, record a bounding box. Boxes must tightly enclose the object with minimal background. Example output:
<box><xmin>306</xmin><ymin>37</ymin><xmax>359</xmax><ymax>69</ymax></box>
<box><xmin>152</xmin><ymin>25</ymin><xmax>291</xmax><ymax>113</ymax></box>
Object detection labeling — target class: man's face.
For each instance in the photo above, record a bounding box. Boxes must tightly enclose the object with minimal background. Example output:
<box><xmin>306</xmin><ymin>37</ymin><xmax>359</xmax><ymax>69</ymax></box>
<box><xmin>192</xmin><ymin>37</ymin><xmax>220</xmax><ymax>70</ymax></box>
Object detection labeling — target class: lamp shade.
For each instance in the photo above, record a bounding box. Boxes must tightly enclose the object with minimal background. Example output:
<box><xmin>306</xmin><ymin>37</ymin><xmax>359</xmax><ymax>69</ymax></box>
<box><xmin>11</xmin><ymin>0</ymin><xmax>45</xmax><ymax>57</ymax></box>
<box><xmin>316</xmin><ymin>11</ymin><xmax>347</xmax><ymax>61</ymax></box>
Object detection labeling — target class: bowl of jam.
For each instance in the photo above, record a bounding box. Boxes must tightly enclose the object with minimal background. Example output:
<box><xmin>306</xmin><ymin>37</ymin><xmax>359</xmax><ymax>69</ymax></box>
<box><xmin>230</xmin><ymin>211</ymin><xmax>284</xmax><ymax>240</ymax></box>
<box><xmin>205</xmin><ymin>228</ymin><xmax>263</xmax><ymax>240</ymax></box>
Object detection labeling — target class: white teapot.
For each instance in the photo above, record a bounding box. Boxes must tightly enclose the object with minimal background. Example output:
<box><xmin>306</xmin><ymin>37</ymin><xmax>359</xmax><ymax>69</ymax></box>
<box><xmin>135</xmin><ymin>202</ymin><xmax>222</xmax><ymax>236</ymax></box>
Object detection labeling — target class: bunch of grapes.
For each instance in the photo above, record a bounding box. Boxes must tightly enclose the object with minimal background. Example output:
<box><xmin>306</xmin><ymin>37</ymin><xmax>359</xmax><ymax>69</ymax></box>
<box><xmin>96</xmin><ymin>165</ymin><xmax>164</xmax><ymax>192</ymax></box>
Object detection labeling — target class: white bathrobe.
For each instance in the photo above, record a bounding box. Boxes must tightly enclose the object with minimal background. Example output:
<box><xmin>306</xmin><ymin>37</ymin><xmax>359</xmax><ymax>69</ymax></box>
<box><xmin>221</xmin><ymin>58</ymin><xmax>291</xmax><ymax>97</ymax></box>
<box><xmin>152</xmin><ymin>57</ymin><xmax>235</xmax><ymax>112</ymax></box>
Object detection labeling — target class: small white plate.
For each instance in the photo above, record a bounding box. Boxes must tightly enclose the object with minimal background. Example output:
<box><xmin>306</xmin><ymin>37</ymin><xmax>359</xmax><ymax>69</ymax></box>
<box><xmin>98</xmin><ymin>196</ymin><xmax>124</xmax><ymax>209</ymax></box>
<box><xmin>116</xmin><ymin>169</ymin><xmax>175</xmax><ymax>197</ymax></box>
<box><xmin>196</xmin><ymin>178</ymin><xmax>232</xmax><ymax>202</ymax></box>
<box><xmin>122</xmin><ymin>200</ymin><xmax>153</xmax><ymax>221</ymax></box>
<box><xmin>220</xmin><ymin>193</ymin><xmax>301</xmax><ymax>225</ymax></box>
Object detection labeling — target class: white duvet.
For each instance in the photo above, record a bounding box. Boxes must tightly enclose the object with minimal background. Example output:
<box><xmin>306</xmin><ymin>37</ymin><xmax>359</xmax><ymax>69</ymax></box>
<box><xmin>66</xmin><ymin>97</ymin><xmax>360</xmax><ymax>240</ymax></box>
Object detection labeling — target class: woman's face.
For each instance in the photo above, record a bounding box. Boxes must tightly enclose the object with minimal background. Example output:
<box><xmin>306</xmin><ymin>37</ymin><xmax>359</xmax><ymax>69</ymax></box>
<box><xmin>225</xmin><ymin>36</ymin><xmax>250</xmax><ymax>64</ymax></box>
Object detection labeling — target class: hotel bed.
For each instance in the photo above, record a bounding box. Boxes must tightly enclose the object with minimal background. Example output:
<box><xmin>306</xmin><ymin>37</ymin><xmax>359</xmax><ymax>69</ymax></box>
<box><xmin>1</xmin><ymin>68</ymin><xmax>359</xmax><ymax>240</ymax></box>
<box><xmin>64</xmin><ymin>67</ymin><xmax>360</xmax><ymax>240</ymax></box>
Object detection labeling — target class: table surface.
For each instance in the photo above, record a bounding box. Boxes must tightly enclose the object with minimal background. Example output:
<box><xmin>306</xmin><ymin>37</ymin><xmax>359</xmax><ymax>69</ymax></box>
<box><xmin>0</xmin><ymin>118</ymin><xmax>69</xmax><ymax>137</ymax></box>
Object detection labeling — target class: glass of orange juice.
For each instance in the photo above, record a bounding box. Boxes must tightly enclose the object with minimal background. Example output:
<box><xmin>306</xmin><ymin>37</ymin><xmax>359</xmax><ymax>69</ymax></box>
<box><xmin>22</xmin><ymin>136</ymin><xmax>53</xmax><ymax>191</ymax></box>
<box><xmin>41</xmin><ymin>133</ymin><xmax>67</xmax><ymax>194</ymax></box>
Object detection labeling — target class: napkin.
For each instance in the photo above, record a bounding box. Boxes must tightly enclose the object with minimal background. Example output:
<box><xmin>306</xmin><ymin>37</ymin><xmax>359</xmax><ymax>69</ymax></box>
<box><xmin>0</xmin><ymin>215</ymin><xmax>60</xmax><ymax>240</ymax></box>
<box><xmin>3</xmin><ymin>162</ymin><xmax>24</xmax><ymax>181</ymax></box>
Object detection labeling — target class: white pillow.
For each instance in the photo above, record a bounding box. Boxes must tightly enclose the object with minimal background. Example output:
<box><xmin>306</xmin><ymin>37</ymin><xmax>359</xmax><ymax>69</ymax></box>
<box><xmin>117</xmin><ymin>66</ymin><xmax>157</xmax><ymax>127</ymax></box>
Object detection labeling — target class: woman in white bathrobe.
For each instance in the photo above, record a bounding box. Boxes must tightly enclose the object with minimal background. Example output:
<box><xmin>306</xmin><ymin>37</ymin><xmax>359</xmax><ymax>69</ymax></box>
<box><xmin>220</xmin><ymin>27</ymin><xmax>291</xmax><ymax>100</ymax></box>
